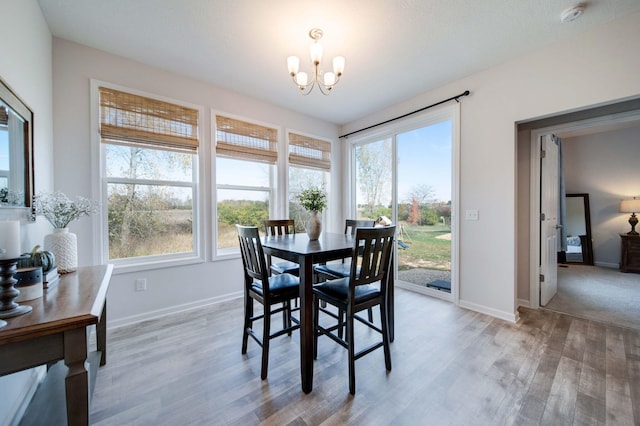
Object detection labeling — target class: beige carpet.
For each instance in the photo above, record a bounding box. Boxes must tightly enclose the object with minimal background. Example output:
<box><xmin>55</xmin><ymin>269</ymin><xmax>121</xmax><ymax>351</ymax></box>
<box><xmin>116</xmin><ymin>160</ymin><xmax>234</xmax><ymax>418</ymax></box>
<box><xmin>544</xmin><ymin>264</ymin><xmax>640</xmax><ymax>330</ymax></box>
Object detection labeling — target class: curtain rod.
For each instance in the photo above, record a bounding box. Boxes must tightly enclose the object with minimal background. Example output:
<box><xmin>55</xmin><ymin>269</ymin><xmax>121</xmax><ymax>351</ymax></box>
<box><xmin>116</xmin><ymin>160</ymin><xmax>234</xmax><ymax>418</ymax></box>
<box><xmin>339</xmin><ymin>90</ymin><xmax>470</xmax><ymax>139</ymax></box>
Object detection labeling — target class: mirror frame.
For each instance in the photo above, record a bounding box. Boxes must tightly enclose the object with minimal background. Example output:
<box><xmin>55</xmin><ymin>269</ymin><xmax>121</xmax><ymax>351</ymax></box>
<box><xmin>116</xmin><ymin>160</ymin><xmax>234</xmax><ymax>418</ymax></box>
<box><xmin>0</xmin><ymin>77</ymin><xmax>35</xmax><ymax>221</ymax></box>
<box><xmin>565</xmin><ymin>193</ymin><xmax>594</xmax><ymax>265</ymax></box>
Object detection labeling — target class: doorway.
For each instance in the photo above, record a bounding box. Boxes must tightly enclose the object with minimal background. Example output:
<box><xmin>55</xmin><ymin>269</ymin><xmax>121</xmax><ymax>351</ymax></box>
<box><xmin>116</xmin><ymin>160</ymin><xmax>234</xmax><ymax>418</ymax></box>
<box><xmin>526</xmin><ymin>108</ymin><xmax>640</xmax><ymax>328</ymax></box>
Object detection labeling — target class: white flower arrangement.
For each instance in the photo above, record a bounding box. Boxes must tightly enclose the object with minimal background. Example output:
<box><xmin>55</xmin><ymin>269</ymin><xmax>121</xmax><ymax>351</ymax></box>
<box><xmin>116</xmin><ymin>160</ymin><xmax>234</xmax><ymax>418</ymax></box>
<box><xmin>34</xmin><ymin>192</ymin><xmax>98</xmax><ymax>229</ymax></box>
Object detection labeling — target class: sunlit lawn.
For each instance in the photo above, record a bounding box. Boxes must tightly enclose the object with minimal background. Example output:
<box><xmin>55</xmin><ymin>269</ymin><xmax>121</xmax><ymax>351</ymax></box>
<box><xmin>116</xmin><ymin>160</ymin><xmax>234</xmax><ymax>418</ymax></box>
<box><xmin>397</xmin><ymin>223</ymin><xmax>451</xmax><ymax>271</ymax></box>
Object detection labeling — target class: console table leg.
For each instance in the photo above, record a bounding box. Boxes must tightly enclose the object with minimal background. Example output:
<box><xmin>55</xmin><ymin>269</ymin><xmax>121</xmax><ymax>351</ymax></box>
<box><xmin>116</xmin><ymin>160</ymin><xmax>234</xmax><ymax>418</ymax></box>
<box><xmin>98</xmin><ymin>301</ymin><xmax>107</xmax><ymax>366</ymax></box>
<box><xmin>64</xmin><ymin>328</ymin><xmax>89</xmax><ymax>426</ymax></box>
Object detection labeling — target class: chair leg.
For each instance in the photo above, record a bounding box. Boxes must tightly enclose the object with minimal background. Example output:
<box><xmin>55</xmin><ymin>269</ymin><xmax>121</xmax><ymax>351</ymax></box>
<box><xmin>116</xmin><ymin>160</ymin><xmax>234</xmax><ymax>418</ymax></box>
<box><xmin>242</xmin><ymin>296</ymin><xmax>252</xmax><ymax>354</ymax></box>
<box><xmin>284</xmin><ymin>300</ymin><xmax>292</xmax><ymax>336</ymax></box>
<box><xmin>380</xmin><ymin>302</ymin><xmax>392</xmax><ymax>371</ymax></box>
<box><xmin>347</xmin><ymin>306</ymin><xmax>356</xmax><ymax>395</ymax></box>
<box><xmin>313</xmin><ymin>297</ymin><xmax>320</xmax><ymax>359</ymax></box>
<box><xmin>338</xmin><ymin>308</ymin><xmax>344</xmax><ymax>339</ymax></box>
<box><xmin>261</xmin><ymin>306</ymin><xmax>271</xmax><ymax>380</ymax></box>
<box><xmin>367</xmin><ymin>307</ymin><xmax>374</xmax><ymax>323</ymax></box>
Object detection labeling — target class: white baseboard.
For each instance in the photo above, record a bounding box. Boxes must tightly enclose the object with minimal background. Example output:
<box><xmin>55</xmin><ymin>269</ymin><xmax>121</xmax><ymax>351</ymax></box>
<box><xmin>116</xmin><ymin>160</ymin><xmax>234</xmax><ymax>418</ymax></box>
<box><xmin>594</xmin><ymin>261</ymin><xmax>618</xmax><ymax>269</ymax></box>
<box><xmin>108</xmin><ymin>291</ymin><xmax>243</xmax><ymax>330</ymax></box>
<box><xmin>458</xmin><ymin>299</ymin><xmax>518</xmax><ymax>323</ymax></box>
<box><xmin>517</xmin><ymin>298</ymin><xmax>531</xmax><ymax>309</ymax></box>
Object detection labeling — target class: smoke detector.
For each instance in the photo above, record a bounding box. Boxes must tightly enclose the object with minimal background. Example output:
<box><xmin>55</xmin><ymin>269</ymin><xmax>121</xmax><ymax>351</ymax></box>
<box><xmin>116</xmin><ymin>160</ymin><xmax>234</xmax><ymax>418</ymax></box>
<box><xmin>560</xmin><ymin>4</ymin><xmax>586</xmax><ymax>23</ymax></box>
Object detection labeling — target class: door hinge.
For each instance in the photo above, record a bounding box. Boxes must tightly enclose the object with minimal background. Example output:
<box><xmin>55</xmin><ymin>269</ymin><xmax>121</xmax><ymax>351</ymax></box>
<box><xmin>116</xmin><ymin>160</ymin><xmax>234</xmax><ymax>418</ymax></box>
<box><xmin>540</xmin><ymin>149</ymin><xmax>546</xmax><ymax>158</ymax></box>
<box><xmin>541</xmin><ymin>213</ymin><xmax>546</xmax><ymax>221</ymax></box>
<box><xmin>540</xmin><ymin>274</ymin><xmax>545</xmax><ymax>282</ymax></box>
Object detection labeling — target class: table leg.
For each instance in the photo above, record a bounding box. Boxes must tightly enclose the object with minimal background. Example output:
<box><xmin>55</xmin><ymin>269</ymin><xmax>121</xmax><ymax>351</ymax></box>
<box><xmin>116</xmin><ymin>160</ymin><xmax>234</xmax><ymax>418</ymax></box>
<box><xmin>98</xmin><ymin>301</ymin><xmax>107</xmax><ymax>366</ymax></box>
<box><xmin>64</xmin><ymin>328</ymin><xmax>89</xmax><ymax>425</ymax></box>
<box><xmin>298</xmin><ymin>256</ymin><xmax>314</xmax><ymax>393</ymax></box>
<box><xmin>388</xmin><ymin>257</ymin><xmax>395</xmax><ymax>342</ymax></box>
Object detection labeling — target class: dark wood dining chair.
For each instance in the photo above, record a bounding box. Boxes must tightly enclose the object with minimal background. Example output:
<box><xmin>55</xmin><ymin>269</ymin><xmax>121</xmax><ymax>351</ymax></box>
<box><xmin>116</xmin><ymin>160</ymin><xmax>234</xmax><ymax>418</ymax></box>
<box><xmin>314</xmin><ymin>219</ymin><xmax>375</xmax><ymax>281</ymax></box>
<box><xmin>237</xmin><ymin>225</ymin><xmax>300</xmax><ymax>380</ymax></box>
<box><xmin>313</xmin><ymin>225</ymin><xmax>396</xmax><ymax>394</ymax></box>
<box><xmin>314</xmin><ymin>219</ymin><xmax>376</xmax><ymax>324</ymax></box>
<box><xmin>264</xmin><ymin>219</ymin><xmax>300</xmax><ymax>276</ymax></box>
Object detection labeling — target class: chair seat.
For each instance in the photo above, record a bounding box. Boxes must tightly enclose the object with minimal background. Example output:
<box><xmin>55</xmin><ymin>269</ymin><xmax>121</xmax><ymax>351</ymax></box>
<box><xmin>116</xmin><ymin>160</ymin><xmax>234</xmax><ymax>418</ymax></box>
<box><xmin>314</xmin><ymin>262</ymin><xmax>352</xmax><ymax>278</ymax></box>
<box><xmin>313</xmin><ymin>277</ymin><xmax>380</xmax><ymax>304</ymax></box>
<box><xmin>271</xmin><ymin>260</ymin><xmax>300</xmax><ymax>276</ymax></box>
<box><xmin>252</xmin><ymin>273</ymin><xmax>300</xmax><ymax>296</ymax></box>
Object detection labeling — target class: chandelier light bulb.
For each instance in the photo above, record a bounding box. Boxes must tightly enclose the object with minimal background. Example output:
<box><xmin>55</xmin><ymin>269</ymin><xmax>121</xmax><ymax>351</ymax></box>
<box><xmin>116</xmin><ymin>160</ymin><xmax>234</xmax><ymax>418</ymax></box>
<box><xmin>309</xmin><ymin>41</ymin><xmax>323</xmax><ymax>65</ymax></box>
<box><xmin>287</xmin><ymin>28</ymin><xmax>344</xmax><ymax>95</ymax></box>
<box><xmin>333</xmin><ymin>56</ymin><xmax>345</xmax><ymax>76</ymax></box>
<box><xmin>287</xmin><ymin>56</ymin><xmax>300</xmax><ymax>75</ymax></box>
<box><xmin>323</xmin><ymin>72</ymin><xmax>336</xmax><ymax>87</ymax></box>
<box><xmin>295</xmin><ymin>72</ymin><xmax>308</xmax><ymax>87</ymax></box>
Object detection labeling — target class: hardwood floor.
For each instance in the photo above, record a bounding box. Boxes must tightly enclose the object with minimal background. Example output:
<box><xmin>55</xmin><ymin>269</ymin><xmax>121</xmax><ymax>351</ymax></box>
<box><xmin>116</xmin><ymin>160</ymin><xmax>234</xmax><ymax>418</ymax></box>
<box><xmin>90</xmin><ymin>289</ymin><xmax>640</xmax><ymax>425</ymax></box>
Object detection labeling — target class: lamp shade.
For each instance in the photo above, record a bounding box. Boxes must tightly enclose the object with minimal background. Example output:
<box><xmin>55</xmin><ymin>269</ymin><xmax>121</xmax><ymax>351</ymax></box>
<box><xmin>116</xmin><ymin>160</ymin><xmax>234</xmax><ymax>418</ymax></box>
<box><xmin>620</xmin><ymin>198</ymin><xmax>640</xmax><ymax>213</ymax></box>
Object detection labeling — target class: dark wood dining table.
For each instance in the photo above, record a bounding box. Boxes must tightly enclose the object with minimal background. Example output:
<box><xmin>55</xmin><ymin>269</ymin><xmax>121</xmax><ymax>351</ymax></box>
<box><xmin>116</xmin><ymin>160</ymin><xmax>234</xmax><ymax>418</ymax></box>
<box><xmin>261</xmin><ymin>231</ymin><xmax>394</xmax><ymax>393</ymax></box>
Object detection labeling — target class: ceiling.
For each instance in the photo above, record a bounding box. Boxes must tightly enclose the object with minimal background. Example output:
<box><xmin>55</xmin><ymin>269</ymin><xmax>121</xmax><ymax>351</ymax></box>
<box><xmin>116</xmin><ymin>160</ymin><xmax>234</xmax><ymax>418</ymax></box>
<box><xmin>37</xmin><ymin>0</ymin><xmax>640</xmax><ymax>125</ymax></box>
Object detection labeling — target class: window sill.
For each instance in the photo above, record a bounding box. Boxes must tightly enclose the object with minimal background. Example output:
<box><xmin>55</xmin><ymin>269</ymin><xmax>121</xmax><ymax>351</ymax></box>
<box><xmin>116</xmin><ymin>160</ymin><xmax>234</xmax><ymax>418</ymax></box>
<box><xmin>110</xmin><ymin>254</ymin><xmax>206</xmax><ymax>275</ymax></box>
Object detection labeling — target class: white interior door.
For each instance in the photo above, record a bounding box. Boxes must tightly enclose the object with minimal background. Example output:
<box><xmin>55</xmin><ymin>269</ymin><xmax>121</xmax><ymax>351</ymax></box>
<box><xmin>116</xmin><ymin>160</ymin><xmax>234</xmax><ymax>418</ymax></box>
<box><xmin>540</xmin><ymin>134</ymin><xmax>559</xmax><ymax>306</ymax></box>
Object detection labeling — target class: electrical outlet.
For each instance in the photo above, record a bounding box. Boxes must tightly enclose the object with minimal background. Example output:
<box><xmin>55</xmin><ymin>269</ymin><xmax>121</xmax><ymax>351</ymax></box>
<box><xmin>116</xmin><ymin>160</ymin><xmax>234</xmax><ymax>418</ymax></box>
<box><xmin>135</xmin><ymin>278</ymin><xmax>147</xmax><ymax>292</ymax></box>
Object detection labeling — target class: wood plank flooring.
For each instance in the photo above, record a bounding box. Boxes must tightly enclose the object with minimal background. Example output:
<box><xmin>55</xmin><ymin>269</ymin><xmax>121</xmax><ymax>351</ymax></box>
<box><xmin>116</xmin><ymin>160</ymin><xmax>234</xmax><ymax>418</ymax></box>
<box><xmin>89</xmin><ymin>289</ymin><xmax>640</xmax><ymax>425</ymax></box>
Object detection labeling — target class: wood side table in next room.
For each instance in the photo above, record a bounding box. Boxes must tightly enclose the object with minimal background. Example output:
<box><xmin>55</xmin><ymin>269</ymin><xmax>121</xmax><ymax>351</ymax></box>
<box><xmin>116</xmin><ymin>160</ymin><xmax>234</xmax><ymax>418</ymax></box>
<box><xmin>620</xmin><ymin>233</ymin><xmax>640</xmax><ymax>273</ymax></box>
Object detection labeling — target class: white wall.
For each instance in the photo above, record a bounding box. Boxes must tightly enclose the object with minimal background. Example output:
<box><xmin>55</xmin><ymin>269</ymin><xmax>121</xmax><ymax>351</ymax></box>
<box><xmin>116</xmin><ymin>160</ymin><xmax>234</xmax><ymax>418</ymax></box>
<box><xmin>563</xmin><ymin>125</ymin><xmax>640</xmax><ymax>267</ymax></box>
<box><xmin>341</xmin><ymin>12</ymin><xmax>640</xmax><ymax>321</ymax></box>
<box><xmin>52</xmin><ymin>38</ymin><xmax>340</xmax><ymax>325</ymax></box>
<box><xmin>0</xmin><ymin>1</ymin><xmax>54</xmax><ymax>424</ymax></box>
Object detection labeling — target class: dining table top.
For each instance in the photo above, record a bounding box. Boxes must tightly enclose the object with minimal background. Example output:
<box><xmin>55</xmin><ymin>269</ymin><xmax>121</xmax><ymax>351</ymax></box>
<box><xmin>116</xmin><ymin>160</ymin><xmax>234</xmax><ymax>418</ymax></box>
<box><xmin>261</xmin><ymin>232</ymin><xmax>355</xmax><ymax>259</ymax></box>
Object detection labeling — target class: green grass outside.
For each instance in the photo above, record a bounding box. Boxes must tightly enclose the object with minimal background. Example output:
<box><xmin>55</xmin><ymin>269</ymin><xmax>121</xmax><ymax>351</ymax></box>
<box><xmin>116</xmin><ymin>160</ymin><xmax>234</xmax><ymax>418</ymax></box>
<box><xmin>397</xmin><ymin>223</ymin><xmax>451</xmax><ymax>271</ymax></box>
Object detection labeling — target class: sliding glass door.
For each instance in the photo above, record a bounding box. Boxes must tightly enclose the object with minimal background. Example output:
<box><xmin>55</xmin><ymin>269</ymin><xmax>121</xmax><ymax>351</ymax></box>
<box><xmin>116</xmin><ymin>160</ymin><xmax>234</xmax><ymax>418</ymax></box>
<box><xmin>351</xmin><ymin>106</ymin><xmax>457</xmax><ymax>300</ymax></box>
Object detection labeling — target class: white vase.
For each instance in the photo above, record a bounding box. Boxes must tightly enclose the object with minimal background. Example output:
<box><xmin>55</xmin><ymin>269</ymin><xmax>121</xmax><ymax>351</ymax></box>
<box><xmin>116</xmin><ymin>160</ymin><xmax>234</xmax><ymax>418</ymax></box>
<box><xmin>44</xmin><ymin>228</ymin><xmax>77</xmax><ymax>273</ymax></box>
<box><xmin>305</xmin><ymin>211</ymin><xmax>322</xmax><ymax>241</ymax></box>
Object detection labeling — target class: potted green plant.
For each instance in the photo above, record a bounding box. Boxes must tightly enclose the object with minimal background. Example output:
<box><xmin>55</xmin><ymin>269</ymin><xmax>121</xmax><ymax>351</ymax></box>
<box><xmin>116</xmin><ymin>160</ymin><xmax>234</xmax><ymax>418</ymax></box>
<box><xmin>297</xmin><ymin>187</ymin><xmax>327</xmax><ymax>240</ymax></box>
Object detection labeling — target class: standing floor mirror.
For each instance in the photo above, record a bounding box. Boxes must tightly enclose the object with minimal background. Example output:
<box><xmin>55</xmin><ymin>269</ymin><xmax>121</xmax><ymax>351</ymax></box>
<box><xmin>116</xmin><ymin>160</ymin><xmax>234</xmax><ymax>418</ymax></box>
<box><xmin>564</xmin><ymin>193</ymin><xmax>594</xmax><ymax>265</ymax></box>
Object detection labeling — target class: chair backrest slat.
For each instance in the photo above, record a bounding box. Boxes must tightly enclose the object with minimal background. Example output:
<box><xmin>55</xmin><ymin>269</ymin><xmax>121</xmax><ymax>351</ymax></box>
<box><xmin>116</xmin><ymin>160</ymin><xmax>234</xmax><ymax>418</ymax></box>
<box><xmin>344</xmin><ymin>219</ymin><xmax>375</xmax><ymax>236</ymax></box>
<box><xmin>236</xmin><ymin>225</ymin><xmax>270</xmax><ymax>291</ymax></box>
<box><xmin>264</xmin><ymin>219</ymin><xmax>295</xmax><ymax>236</ymax></box>
<box><xmin>350</xmin><ymin>226</ymin><xmax>395</xmax><ymax>292</ymax></box>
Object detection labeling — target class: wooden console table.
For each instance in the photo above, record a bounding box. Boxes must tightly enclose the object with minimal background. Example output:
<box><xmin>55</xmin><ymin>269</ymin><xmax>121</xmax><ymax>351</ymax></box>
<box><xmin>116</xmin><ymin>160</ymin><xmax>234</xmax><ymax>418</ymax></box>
<box><xmin>620</xmin><ymin>233</ymin><xmax>640</xmax><ymax>273</ymax></box>
<box><xmin>0</xmin><ymin>264</ymin><xmax>113</xmax><ymax>426</ymax></box>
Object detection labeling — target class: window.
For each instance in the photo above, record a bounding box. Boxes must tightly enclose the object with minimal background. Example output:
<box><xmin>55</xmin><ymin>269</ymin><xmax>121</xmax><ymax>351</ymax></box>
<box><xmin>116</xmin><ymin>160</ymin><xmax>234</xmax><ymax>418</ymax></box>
<box><xmin>288</xmin><ymin>131</ymin><xmax>331</xmax><ymax>232</ymax></box>
<box><xmin>98</xmin><ymin>86</ymin><xmax>200</xmax><ymax>265</ymax></box>
<box><xmin>214</xmin><ymin>114</ymin><xmax>278</xmax><ymax>253</ymax></box>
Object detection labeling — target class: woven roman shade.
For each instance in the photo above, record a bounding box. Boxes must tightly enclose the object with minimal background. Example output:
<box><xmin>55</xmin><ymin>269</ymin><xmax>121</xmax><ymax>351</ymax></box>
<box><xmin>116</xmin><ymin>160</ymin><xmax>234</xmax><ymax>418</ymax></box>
<box><xmin>0</xmin><ymin>106</ymin><xmax>8</xmax><ymax>126</ymax></box>
<box><xmin>215</xmin><ymin>115</ymin><xmax>278</xmax><ymax>164</ymax></box>
<box><xmin>99</xmin><ymin>87</ymin><xmax>199</xmax><ymax>153</ymax></box>
<box><xmin>288</xmin><ymin>132</ymin><xmax>331</xmax><ymax>171</ymax></box>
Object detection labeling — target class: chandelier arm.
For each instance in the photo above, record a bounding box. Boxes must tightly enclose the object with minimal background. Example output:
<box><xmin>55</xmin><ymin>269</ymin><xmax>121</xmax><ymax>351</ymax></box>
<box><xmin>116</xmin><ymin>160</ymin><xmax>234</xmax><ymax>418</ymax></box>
<box><xmin>300</xmin><ymin>80</ymin><xmax>315</xmax><ymax>95</ymax></box>
<box><xmin>317</xmin><ymin>82</ymin><xmax>332</xmax><ymax>96</ymax></box>
<box><xmin>313</xmin><ymin>63</ymin><xmax>331</xmax><ymax>96</ymax></box>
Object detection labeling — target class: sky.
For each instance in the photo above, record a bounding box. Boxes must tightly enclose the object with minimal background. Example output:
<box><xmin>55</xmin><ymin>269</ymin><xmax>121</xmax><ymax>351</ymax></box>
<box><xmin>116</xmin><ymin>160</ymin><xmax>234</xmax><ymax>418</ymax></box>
<box><xmin>396</xmin><ymin>120</ymin><xmax>452</xmax><ymax>203</ymax></box>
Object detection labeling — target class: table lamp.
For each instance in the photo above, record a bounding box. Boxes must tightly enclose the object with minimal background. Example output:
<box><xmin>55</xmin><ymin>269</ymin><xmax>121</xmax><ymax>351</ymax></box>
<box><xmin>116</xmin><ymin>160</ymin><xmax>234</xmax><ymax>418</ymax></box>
<box><xmin>620</xmin><ymin>197</ymin><xmax>640</xmax><ymax>235</ymax></box>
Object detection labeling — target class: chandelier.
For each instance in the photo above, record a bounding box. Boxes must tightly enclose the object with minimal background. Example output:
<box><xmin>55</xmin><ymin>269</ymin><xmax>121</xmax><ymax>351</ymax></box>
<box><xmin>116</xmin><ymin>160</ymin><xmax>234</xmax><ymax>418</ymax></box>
<box><xmin>287</xmin><ymin>28</ymin><xmax>345</xmax><ymax>95</ymax></box>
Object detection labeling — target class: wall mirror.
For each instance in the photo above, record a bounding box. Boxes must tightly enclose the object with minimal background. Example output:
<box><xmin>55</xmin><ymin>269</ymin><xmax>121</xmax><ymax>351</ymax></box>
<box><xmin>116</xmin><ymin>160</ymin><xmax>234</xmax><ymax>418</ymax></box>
<box><xmin>0</xmin><ymin>77</ymin><xmax>35</xmax><ymax>221</ymax></box>
<box><xmin>564</xmin><ymin>193</ymin><xmax>593</xmax><ymax>265</ymax></box>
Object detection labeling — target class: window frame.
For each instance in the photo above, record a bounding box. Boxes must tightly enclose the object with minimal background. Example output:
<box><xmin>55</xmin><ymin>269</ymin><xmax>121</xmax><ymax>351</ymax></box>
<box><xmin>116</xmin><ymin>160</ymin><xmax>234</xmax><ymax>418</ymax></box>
<box><xmin>91</xmin><ymin>80</ymin><xmax>206</xmax><ymax>273</ymax></box>
<box><xmin>347</xmin><ymin>103</ymin><xmax>460</xmax><ymax>303</ymax></box>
